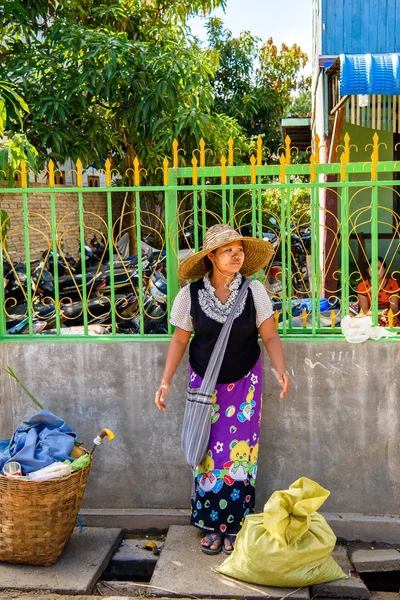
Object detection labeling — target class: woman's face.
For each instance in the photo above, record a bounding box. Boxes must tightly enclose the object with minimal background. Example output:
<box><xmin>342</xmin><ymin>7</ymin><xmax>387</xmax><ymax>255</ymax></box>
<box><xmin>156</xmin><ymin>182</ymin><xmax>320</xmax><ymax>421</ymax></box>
<box><xmin>368</xmin><ymin>260</ymin><xmax>386</xmax><ymax>279</ymax></box>
<box><xmin>209</xmin><ymin>240</ymin><xmax>245</xmax><ymax>275</ymax></box>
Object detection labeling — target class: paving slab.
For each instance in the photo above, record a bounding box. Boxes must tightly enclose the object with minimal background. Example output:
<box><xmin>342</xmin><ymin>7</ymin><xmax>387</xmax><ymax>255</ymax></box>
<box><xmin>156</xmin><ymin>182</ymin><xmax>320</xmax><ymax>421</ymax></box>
<box><xmin>150</xmin><ymin>525</ymin><xmax>310</xmax><ymax>599</ymax></box>
<box><xmin>0</xmin><ymin>597</ymin><xmax>210</xmax><ymax>600</ymax></box>
<box><xmin>0</xmin><ymin>597</ymin><xmax>130</xmax><ymax>600</ymax></box>
<box><xmin>331</xmin><ymin>546</ymin><xmax>353</xmax><ymax>575</ymax></box>
<box><xmin>323</xmin><ymin>514</ymin><xmax>400</xmax><ymax>545</ymax></box>
<box><xmin>0</xmin><ymin>527</ymin><xmax>121</xmax><ymax>594</ymax></box>
<box><xmin>370</xmin><ymin>594</ymin><xmax>400</xmax><ymax>600</ymax></box>
<box><xmin>350</xmin><ymin>549</ymin><xmax>400</xmax><ymax>572</ymax></box>
<box><xmin>0</xmin><ymin>596</ymin><xmax>133</xmax><ymax>600</ymax></box>
<box><xmin>311</xmin><ymin>575</ymin><xmax>370</xmax><ymax>599</ymax></box>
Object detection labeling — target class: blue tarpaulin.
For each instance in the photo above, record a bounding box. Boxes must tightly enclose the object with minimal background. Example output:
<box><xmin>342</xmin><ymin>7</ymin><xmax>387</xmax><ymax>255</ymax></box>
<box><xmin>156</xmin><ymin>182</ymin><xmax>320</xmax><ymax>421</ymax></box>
<box><xmin>0</xmin><ymin>410</ymin><xmax>76</xmax><ymax>475</ymax></box>
<box><xmin>340</xmin><ymin>53</ymin><xmax>400</xmax><ymax>96</ymax></box>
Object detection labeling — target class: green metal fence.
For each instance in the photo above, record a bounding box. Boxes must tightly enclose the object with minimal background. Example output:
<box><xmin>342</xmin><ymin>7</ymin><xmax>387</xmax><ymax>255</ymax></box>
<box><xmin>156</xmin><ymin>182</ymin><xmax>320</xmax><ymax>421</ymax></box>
<box><xmin>1</xmin><ymin>133</ymin><xmax>400</xmax><ymax>342</ymax></box>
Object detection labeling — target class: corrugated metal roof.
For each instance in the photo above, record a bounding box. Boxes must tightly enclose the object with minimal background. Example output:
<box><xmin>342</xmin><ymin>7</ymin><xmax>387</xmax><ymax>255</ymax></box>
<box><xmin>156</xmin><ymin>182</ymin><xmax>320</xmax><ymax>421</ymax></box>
<box><xmin>340</xmin><ymin>54</ymin><xmax>400</xmax><ymax>95</ymax></box>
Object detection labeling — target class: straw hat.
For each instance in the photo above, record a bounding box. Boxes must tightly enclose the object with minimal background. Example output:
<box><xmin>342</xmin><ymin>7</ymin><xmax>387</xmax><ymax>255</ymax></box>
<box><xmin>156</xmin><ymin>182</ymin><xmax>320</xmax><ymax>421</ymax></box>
<box><xmin>178</xmin><ymin>223</ymin><xmax>274</xmax><ymax>280</ymax></box>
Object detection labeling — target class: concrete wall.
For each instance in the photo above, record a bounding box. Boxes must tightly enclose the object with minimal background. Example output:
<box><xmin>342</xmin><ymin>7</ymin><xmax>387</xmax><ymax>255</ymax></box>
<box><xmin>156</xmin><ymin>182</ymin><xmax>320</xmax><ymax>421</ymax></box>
<box><xmin>0</xmin><ymin>340</ymin><xmax>398</xmax><ymax>515</ymax></box>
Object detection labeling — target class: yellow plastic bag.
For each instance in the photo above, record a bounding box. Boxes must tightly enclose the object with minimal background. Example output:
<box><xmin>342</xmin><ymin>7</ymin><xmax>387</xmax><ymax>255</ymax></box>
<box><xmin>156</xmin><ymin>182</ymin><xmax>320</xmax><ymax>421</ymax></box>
<box><xmin>217</xmin><ymin>477</ymin><xmax>348</xmax><ymax>587</ymax></box>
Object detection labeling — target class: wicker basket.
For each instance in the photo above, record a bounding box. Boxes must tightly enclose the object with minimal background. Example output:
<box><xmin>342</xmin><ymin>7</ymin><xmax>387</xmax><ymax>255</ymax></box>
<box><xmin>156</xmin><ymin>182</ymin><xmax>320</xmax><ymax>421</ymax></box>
<box><xmin>0</xmin><ymin>450</ymin><xmax>91</xmax><ymax>566</ymax></box>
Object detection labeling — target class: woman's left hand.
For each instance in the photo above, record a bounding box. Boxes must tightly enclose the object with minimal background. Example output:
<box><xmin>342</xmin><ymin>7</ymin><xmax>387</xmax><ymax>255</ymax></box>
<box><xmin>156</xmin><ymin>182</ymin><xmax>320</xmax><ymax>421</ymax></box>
<box><xmin>275</xmin><ymin>371</ymin><xmax>290</xmax><ymax>399</ymax></box>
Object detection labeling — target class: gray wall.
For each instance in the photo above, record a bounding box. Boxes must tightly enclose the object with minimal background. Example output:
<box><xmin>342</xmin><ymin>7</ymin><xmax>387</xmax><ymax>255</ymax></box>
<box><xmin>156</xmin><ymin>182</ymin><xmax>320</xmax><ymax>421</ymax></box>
<box><xmin>0</xmin><ymin>341</ymin><xmax>398</xmax><ymax>515</ymax></box>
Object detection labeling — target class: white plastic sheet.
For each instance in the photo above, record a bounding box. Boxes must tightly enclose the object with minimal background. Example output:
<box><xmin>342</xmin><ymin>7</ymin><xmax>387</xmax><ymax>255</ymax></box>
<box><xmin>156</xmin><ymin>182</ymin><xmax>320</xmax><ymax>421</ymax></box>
<box><xmin>341</xmin><ymin>315</ymin><xmax>397</xmax><ymax>343</ymax></box>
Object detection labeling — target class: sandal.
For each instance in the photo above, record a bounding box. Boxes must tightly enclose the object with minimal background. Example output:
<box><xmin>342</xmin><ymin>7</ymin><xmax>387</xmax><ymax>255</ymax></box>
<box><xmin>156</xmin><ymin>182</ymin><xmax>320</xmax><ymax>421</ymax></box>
<box><xmin>200</xmin><ymin>533</ymin><xmax>223</xmax><ymax>555</ymax></box>
<box><xmin>223</xmin><ymin>534</ymin><xmax>236</xmax><ymax>555</ymax></box>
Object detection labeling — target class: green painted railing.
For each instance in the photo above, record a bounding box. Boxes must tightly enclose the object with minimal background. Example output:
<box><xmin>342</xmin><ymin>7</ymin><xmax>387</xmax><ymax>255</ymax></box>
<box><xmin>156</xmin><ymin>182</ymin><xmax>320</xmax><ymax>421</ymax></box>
<box><xmin>1</xmin><ymin>133</ymin><xmax>400</xmax><ymax>341</ymax></box>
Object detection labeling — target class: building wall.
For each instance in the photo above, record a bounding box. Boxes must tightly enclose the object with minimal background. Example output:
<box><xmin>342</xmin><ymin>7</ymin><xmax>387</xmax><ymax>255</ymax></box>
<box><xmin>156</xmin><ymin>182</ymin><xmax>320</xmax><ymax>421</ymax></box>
<box><xmin>0</xmin><ymin>340</ymin><xmax>398</xmax><ymax>515</ymax></box>
<box><xmin>1</xmin><ymin>187</ymin><xmax>124</xmax><ymax>263</ymax></box>
<box><xmin>320</xmin><ymin>0</ymin><xmax>400</xmax><ymax>56</ymax></box>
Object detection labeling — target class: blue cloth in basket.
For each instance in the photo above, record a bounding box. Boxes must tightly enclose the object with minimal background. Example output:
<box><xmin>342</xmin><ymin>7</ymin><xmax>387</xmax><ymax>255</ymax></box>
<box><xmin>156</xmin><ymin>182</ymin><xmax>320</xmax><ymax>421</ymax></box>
<box><xmin>0</xmin><ymin>410</ymin><xmax>76</xmax><ymax>475</ymax></box>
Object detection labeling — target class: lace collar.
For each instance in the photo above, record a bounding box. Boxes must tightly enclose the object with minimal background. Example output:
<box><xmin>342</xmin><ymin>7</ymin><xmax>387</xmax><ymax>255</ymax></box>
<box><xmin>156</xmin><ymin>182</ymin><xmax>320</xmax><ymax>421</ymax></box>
<box><xmin>198</xmin><ymin>272</ymin><xmax>247</xmax><ymax>324</ymax></box>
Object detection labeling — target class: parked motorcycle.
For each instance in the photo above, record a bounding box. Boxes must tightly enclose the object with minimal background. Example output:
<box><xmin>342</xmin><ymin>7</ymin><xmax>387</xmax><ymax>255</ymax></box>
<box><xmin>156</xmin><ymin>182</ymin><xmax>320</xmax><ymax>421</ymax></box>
<box><xmin>264</xmin><ymin>226</ymin><xmax>311</xmax><ymax>300</ymax></box>
<box><xmin>3</xmin><ymin>234</ymin><xmax>169</xmax><ymax>335</ymax></box>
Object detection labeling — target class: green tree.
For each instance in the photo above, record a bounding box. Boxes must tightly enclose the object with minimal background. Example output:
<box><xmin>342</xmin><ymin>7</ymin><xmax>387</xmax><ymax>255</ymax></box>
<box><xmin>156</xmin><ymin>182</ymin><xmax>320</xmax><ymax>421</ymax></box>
<box><xmin>1</xmin><ymin>1</ymin><xmax>243</xmax><ymax>248</ymax></box>
<box><xmin>0</xmin><ymin>80</ymin><xmax>37</xmax><ymax>247</ymax></box>
<box><xmin>0</xmin><ymin>81</ymin><xmax>37</xmax><ymax>184</ymax></box>
<box><xmin>206</xmin><ymin>18</ymin><xmax>308</xmax><ymax>153</ymax></box>
<box><xmin>0</xmin><ymin>0</ymin><xmax>234</xmax><ymax>180</ymax></box>
<box><xmin>286</xmin><ymin>77</ymin><xmax>312</xmax><ymax>118</ymax></box>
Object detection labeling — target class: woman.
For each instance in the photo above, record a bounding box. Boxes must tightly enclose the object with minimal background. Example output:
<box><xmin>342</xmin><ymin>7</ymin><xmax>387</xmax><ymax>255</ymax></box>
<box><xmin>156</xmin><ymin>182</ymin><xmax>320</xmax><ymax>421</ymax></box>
<box><xmin>155</xmin><ymin>224</ymin><xmax>289</xmax><ymax>555</ymax></box>
<box><xmin>357</xmin><ymin>257</ymin><xmax>400</xmax><ymax>321</ymax></box>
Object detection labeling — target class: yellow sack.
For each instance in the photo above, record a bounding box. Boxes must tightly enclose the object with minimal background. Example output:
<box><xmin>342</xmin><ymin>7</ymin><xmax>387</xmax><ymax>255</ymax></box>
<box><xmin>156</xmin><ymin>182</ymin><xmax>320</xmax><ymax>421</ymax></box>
<box><xmin>217</xmin><ymin>477</ymin><xmax>348</xmax><ymax>587</ymax></box>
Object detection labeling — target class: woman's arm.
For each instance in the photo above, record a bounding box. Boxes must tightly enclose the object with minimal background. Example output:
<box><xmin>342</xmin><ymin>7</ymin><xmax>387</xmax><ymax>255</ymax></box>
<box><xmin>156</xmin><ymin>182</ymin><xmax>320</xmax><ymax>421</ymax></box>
<box><xmin>258</xmin><ymin>317</ymin><xmax>290</xmax><ymax>399</ymax></box>
<box><xmin>155</xmin><ymin>327</ymin><xmax>191</xmax><ymax>411</ymax></box>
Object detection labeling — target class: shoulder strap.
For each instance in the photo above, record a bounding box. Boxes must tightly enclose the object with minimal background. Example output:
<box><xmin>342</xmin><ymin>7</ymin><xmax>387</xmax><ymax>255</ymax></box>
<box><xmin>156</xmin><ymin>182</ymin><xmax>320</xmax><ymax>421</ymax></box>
<box><xmin>200</xmin><ymin>277</ymin><xmax>252</xmax><ymax>396</ymax></box>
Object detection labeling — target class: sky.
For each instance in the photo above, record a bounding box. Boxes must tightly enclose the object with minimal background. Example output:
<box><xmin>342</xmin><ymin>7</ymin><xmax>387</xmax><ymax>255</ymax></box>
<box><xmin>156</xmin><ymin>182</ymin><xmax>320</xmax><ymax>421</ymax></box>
<box><xmin>188</xmin><ymin>0</ymin><xmax>313</xmax><ymax>73</ymax></box>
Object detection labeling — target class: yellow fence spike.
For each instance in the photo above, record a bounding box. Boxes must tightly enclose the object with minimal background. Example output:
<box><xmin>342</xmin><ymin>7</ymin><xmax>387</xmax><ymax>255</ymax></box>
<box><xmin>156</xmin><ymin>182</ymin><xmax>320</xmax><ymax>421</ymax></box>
<box><xmin>257</xmin><ymin>136</ymin><xmax>263</xmax><ymax>166</ymax></box>
<box><xmin>388</xmin><ymin>309</ymin><xmax>394</xmax><ymax>327</ymax></box>
<box><xmin>220</xmin><ymin>155</ymin><xmax>227</xmax><ymax>185</ymax></box>
<box><xmin>274</xmin><ymin>310</ymin><xmax>279</xmax><ymax>329</ymax></box>
<box><xmin>228</xmin><ymin>137</ymin><xmax>234</xmax><ymax>166</ymax></box>
<box><xmin>76</xmin><ymin>158</ymin><xmax>83</xmax><ymax>188</ymax></box>
<box><xmin>359</xmin><ymin>308</ymin><xmax>365</xmax><ymax>315</ymax></box>
<box><xmin>371</xmin><ymin>151</ymin><xmax>377</xmax><ymax>180</ymax></box>
<box><xmin>285</xmin><ymin>135</ymin><xmax>291</xmax><ymax>165</ymax></box>
<box><xmin>331</xmin><ymin>310</ymin><xmax>336</xmax><ymax>329</ymax></box>
<box><xmin>48</xmin><ymin>159</ymin><xmax>55</xmax><ymax>188</ymax></box>
<box><xmin>340</xmin><ymin>153</ymin><xmax>347</xmax><ymax>182</ymax></box>
<box><xmin>163</xmin><ymin>157</ymin><xmax>169</xmax><ymax>186</ymax></box>
<box><xmin>105</xmin><ymin>158</ymin><xmax>111</xmax><ymax>187</ymax></box>
<box><xmin>302</xmin><ymin>308</ymin><xmax>308</xmax><ymax>328</ymax></box>
<box><xmin>343</xmin><ymin>132</ymin><xmax>350</xmax><ymax>162</ymax></box>
<box><xmin>172</xmin><ymin>139</ymin><xmax>179</xmax><ymax>168</ymax></box>
<box><xmin>133</xmin><ymin>157</ymin><xmax>140</xmax><ymax>186</ymax></box>
<box><xmin>20</xmin><ymin>160</ymin><xmax>27</xmax><ymax>188</ymax></box>
<box><xmin>371</xmin><ymin>132</ymin><xmax>379</xmax><ymax>181</ymax></box>
<box><xmin>250</xmin><ymin>154</ymin><xmax>256</xmax><ymax>184</ymax></box>
<box><xmin>199</xmin><ymin>138</ymin><xmax>205</xmax><ymax>168</ymax></box>
<box><xmin>313</xmin><ymin>133</ymin><xmax>320</xmax><ymax>163</ymax></box>
<box><xmin>310</xmin><ymin>154</ymin><xmax>316</xmax><ymax>183</ymax></box>
<box><xmin>373</xmin><ymin>131</ymin><xmax>380</xmax><ymax>156</ymax></box>
<box><xmin>280</xmin><ymin>154</ymin><xmax>286</xmax><ymax>183</ymax></box>
<box><xmin>191</xmin><ymin>156</ymin><xmax>198</xmax><ymax>186</ymax></box>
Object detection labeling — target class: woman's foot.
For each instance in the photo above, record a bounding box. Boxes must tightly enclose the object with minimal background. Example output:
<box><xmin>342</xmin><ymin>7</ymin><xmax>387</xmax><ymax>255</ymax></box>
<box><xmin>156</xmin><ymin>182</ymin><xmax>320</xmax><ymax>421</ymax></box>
<box><xmin>223</xmin><ymin>534</ymin><xmax>236</xmax><ymax>554</ymax></box>
<box><xmin>200</xmin><ymin>533</ymin><xmax>223</xmax><ymax>555</ymax></box>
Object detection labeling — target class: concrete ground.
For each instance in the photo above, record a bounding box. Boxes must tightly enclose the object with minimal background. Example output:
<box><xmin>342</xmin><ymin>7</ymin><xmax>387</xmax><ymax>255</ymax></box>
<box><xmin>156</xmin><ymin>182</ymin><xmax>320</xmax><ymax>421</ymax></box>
<box><xmin>1</xmin><ymin>525</ymin><xmax>400</xmax><ymax>598</ymax></box>
<box><xmin>0</xmin><ymin>528</ymin><xmax>121</xmax><ymax>595</ymax></box>
<box><xmin>98</xmin><ymin>526</ymin><xmax>400</xmax><ymax>599</ymax></box>
<box><xmin>150</xmin><ymin>525</ymin><xmax>310</xmax><ymax>599</ymax></box>
<box><xmin>0</xmin><ymin>592</ymin><xmax>399</xmax><ymax>600</ymax></box>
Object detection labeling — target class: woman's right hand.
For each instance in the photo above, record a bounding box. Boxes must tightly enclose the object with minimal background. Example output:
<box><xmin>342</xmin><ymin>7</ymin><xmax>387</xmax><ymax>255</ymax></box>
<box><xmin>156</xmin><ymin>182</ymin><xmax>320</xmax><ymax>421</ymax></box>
<box><xmin>155</xmin><ymin>383</ymin><xmax>170</xmax><ymax>412</ymax></box>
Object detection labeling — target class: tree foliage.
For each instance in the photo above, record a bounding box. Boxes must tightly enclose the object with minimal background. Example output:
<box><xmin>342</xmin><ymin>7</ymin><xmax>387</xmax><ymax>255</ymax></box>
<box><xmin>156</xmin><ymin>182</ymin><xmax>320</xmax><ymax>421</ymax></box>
<box><xmin>286</xmin><ymin>77</ymin><xmax>312</xmax><ymax>118</ymax></box>
<box><xmin>262</xmin><ymin>183</ymin><xmax>310</xmax><ymax>223</ymax></box>
<box><xmin>0</xmin><ymin>0</ymin><xmax>238</xmax><ymax>181</ymax></box>
<box><xmin>0</xmin><ymin>0</ymin><xmax>309</xmax><ymax>183</ymax></box>
<box><xmin>0</xmin><ymin>81</ymin><xmax>37</xmax><ymax>184</ymax></box>
<box><xmin>206</xmin><ymin>18</ymin><xmax>308</xmax><ymax>153</ymax></box>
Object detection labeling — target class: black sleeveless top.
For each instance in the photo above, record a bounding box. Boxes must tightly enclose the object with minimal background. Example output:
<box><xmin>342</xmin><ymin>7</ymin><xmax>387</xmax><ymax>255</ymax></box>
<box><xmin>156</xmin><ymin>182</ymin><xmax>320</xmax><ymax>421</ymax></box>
<box><xmin>189</xmin><ymin>277</ymin><xmax>260</xmax><ymax>384</ymax></box>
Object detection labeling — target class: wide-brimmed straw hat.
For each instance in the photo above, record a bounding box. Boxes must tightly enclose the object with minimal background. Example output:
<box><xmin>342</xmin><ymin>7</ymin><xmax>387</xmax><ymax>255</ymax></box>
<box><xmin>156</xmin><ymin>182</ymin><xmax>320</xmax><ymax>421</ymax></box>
<box><xmin>178</xmin><ymin>223</ymin><xmax>274</xmax><ymax>280</ymax></box>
